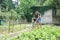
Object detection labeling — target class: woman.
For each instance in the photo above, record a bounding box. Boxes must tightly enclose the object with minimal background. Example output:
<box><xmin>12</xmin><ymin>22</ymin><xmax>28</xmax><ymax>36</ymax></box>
<box><xmin>32</xmin><ymin>11</ymin><xmax>41</xmax><ymax>27</ymax></box>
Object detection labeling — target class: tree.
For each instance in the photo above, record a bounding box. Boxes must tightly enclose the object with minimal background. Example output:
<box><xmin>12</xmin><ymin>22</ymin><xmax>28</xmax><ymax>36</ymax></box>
<box><xmin>0</xmin><ymin>0</ymin><xmax>13</xmax><ymax>11</ymax></box>
<box><xmin>43</xmin><ymin>0</ymin><xmax>54</xmax><ymax>6</ymax></box>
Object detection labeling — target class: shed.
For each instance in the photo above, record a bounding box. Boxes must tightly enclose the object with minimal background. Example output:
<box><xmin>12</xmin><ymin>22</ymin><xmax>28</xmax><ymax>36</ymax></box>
<box><xmin>30</xmin><ymin>5</ymin><xmax>60</xmax><ymax>25</ymax></box>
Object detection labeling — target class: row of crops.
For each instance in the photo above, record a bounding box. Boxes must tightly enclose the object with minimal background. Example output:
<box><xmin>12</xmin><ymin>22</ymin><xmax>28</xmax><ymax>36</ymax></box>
<box><xmin>0</xmin><ymin>24</ymin><xmax>29</xmax><ymax>34</ymax></box>
<box><xmin>3</xmin><ymin>25</ymin><xmax>60</xmax><ymax>40</ymax></box>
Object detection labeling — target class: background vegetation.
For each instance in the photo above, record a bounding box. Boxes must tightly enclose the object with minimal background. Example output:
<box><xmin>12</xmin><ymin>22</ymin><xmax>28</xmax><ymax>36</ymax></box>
<box><xmin>0</xmin><ymin>0</ymin><xmax>54</xmax><ymax>22</ymax></box>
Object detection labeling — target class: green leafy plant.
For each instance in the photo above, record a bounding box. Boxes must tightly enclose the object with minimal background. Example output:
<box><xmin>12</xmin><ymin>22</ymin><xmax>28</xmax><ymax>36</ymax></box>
<box><xmin>3</xmin><ymin>25</ymin><xmax>60</xmax><ymax>40</ymax></box>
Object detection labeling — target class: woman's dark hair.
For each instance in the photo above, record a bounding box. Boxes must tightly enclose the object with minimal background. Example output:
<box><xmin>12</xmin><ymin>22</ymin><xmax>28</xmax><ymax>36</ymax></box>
<box><xmin>34</xmin><ymin>11</ymin><xmax>39</xmax><ymax>18</ymax></box>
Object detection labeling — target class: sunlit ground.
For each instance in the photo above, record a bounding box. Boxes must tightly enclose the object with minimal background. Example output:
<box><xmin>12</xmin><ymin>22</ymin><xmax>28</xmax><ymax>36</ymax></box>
<box><xmin>1</xmin><ymin>25</ymin><xmax>60</xmax><ymax>40</ymax></box>
<box><xmin>0</xmin><ymin>24</ymin><xmax>31</xmax><ymax>34</ymax></box>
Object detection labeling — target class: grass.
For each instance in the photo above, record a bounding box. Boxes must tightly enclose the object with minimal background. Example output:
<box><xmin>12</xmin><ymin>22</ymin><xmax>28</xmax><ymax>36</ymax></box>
<box><xmin>0</xmin><ymin>24</ymin><xmax>30</xmax><ymax>34</ymax></box>
<box><xmin>0</xmin><ymin>25</ymin><xmax>60</xmax><ymax>40</ymax></box>
<box><xmin>9</xmin><ymin>25</ymin><xmax>60</xmax><ymax>40</ymax></box>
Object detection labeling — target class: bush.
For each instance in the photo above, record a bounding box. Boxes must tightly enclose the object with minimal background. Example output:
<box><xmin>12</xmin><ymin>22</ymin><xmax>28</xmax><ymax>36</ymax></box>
<box><xmin>3</xmin><ymin>25</ymin><xmax>60</xmax><ymax>40</ymax></box>
<box><xmin>10</xmin><ymin>25</ymin><xmax>60</xmax><ymax>40</ymax></box>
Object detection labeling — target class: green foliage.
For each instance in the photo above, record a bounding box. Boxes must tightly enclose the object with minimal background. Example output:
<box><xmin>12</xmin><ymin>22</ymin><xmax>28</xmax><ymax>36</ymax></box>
<box><xmin>43</xmin><ymin>0</ymin><xmax>54</xmax><ymax>6</ymax></box>
<box><xmin>9</xmin><ymin>25</ymin><xmax>60</xmax><ymax>40</ymax></box>
<box><xmin>15</xmin><ymin>0</ymin><xmax>55</xmax><ymax>22</ymax></box>
<box><xmin>10</xmin><ymin>9</ymin><xmax>18</xmax><ymax>20</ymax></box>
<box><xmin>0</xmin><ymin>0</ymin><xmax>60</xmax><ymax>22</ymax></box>
<box><xmin>4</xmin><ymin>35</ymin><xmax>9</xmax><ymax>40</ymax></box>
<box><xmin>0</xmin><ymin>0</ymin><xmax>13</xmax><ymax>11</ymax></box>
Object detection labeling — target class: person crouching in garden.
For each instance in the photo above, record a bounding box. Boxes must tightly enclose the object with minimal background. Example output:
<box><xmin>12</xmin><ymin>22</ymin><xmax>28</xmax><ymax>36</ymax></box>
<box><xmin>32</xmin><ymin>11</ymin><xmax>41</xmax><ymax>28</ymax></box>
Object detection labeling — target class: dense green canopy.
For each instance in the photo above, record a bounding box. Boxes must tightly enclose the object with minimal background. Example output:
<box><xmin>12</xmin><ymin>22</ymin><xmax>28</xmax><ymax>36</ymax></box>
<box><xmin>0</xmin><ymin>0</ymin><xmax>60</xmax><ymax>22</ymax></box>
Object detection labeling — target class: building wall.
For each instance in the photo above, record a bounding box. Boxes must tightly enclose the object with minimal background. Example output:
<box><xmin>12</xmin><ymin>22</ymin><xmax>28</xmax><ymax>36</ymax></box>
<box><xmin>41</xmin><ymin>9</ymin><xmax>52</xmax><ymax>24</ymax></box>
